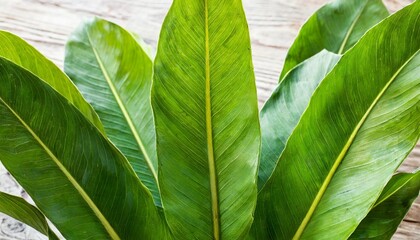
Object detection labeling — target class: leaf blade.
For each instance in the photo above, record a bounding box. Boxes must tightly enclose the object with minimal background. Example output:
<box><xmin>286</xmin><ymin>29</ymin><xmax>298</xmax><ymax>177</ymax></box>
<box><xmin>0</xmin><ymin>31</ymin><xmax>104</xmax><ymax>133</ymax></box>
<box><xmin>258</xmin><ymin>50</ymin><xmax>340</xmax><ymax>190</ymax></box>
<box><xmin>0</xmin><ymin>191</ymin><xmax>58</xmax><ymax>239</ymax></box>
<box><xmin>0</xmin><ymin>57</ymin><xmax>166</xmax><ymax>239</ymax></box>
<box><xmin>350</xmin><ymin>171</ymin><xmax>420</xmax><ymax>239</ymax></box>
<box><xmin>253</xmin><ymin>2</ymin><xmax>420</xmax><ymax>239</ymax></box>
<box><xmin>1</xmin><ymin>97</ymin><xmax>120</xmax><ymax>239</ymax></box>
<box><xmin>152</xmin><ymin>0</ymin><xmax>260</xmax><ymax>239</ymax></box>
<box><xmin>280</xmin><ymin>0</ymin><xmax>389</xmax><ymax>79</ymax></box>
<box><xmin>64</xmin><ymin>18</ymin><xmax>160</xmax><ymax>205</ymax></box>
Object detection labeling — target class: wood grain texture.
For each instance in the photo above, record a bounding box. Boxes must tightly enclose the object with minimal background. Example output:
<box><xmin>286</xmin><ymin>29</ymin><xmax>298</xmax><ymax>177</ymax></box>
<box><xmin>0</xmin><ymin>0</ymin><xmax>417</xmax><ymax>239</ymax></box>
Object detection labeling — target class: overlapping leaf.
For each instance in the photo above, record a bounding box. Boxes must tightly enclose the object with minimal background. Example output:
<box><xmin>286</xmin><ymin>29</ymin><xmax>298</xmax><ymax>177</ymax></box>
<box><xmin>280</xmin><ymin>0</ymin><xmax>389</xmax><ymax>79</ymax></box>
<box><xmin>350</xmin><ymin>171</ymin><xmax>420</xmax><ymax>239</ymax></box>
<box><xmin>252</xmin><ymin>2</ymin><xmax>420</xmax><ymax>239</ymax></box>
<box><xmin>0</xmin><ymin>58</ymin><xmax>167</xmax><ymax>239</ymax></box>
<box><xmin>64</xmin><ymin>18</ymin><xmax>160</xmax><ymax>206</ymax></box>
<box><xmin>0</xmin><ymin>31</ymin><xmax>104</xmax><ymax>132</ymax></box>
<box><xmin>152</xmin><ymin>0</ymin><xmax>260</xmax><ymax>239</ymax></box>
<box><xmin>0</xmin><ymin>192</ymin><xmax>58</xmax><ymax>239</ymax></box>
<box><xmin>258</xmin><ymin>50</ymin><xmax>340</xmax><ymax>189</ymax></box>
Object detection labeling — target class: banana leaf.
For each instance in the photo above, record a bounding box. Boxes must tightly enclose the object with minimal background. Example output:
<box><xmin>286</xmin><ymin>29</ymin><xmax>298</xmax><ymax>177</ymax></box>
<box><xmin>350</xmin><ymin>171</ymin><xmax>420</xmax><ymax>239</ymax></box>
<box><xmin>0</xmin><ymin>31</ymin><xmax>104</xmax><ymax>133</ymax></box>
<box><xmin>252</xmin><ymin>2</ymin><xmax>420</xmax><ymax>239</ymax></box>
<box><xmin>152</xmin><ymin>0</ymin><xmax>260</xmax><ymax>239</ymax></box>
<box><xmin>259</xmin><ymin>50</ymin><xmax>340</xmax><ymax>190</ymax></box>
<box><xmin>280</xmin><ymin>0</ymin><xmax>388</xmax><ymax>79</ymax></box>
<box><xmin>0</xmin><ymin>57</ymin><xmax>167</xmax><ymax>239</ymax></box>
<box><xmin>64</xmin><ymin>18</ymin><xmax>160</xmax><ymax>206</ymax></box>
<box><xmin>0</xmin><ymin>191</ymin><xmax>59</xmax><ymax>239</ymax></box>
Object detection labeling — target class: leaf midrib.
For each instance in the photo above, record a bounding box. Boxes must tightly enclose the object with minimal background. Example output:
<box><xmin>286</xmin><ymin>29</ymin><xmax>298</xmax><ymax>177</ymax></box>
<box><xmin>337</xmin><ymin>1</ymin><xmax>368</xmax><ymax>54</ymax></box>
<box><xmin>0</xmin><ymin>97</ymin><xmax>120</xmax><ymax>240</ymax></box>
<box><xmin>204</xmin><ymin>0</ymin><xmax>220</xmax><ymax>239</ymax></box>
<box><xmin>292</xmin><ymin>50</ymin><xmax>420</xmax><ymax>239</ymax></box>
<box><xmin>86</xmin><ymin>32</ymin><xmax>158</xmax><ymax>184</ymax></box>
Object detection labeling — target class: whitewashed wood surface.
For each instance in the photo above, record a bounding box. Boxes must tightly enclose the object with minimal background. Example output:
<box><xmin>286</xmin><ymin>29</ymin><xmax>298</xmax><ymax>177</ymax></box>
<box><xmin>0</xmin><ymin>0</ymin><xmax>418</xmax><ymax>239</ymax></box>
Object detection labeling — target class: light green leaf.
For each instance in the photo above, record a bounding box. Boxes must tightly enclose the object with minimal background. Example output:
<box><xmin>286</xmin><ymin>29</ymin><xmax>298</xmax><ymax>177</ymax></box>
<box><xmin>350</xmin><ymin>171</ymin><xmax>420</xmax><ymax>239</ymax></box>
<box><xmin>258</xmin><ymin>50</ymin><xmax>340</xmax><ymax>190</ymax></box>
<box><xmin>152</xmin><ymin>0</ymin><xmax>260</xmax><ymax>239</ymax></box>
<box><xmin>0</xmin><ymin>31</ymin><xmax>104</xmax><ymax>133</ymax></box>
<box><xmin>252</xmin><ymin>2</ymin><xmax>420</xmax><ymax>239</ymax></box>
<box><xmin>0</xmin><ymin>192</ymin><xmax>59</xmax><ymax>240</ymax></box>
<box><xmin>280</xmin><ymin>0</ymin><xmax>389</xmax><ymax>79</ymax></box>
<box><xmin>0</xmin><ymin>57</ymin><xmax>167</xmax><ymax>239</ymax></box>
<box><xmin>64</xmin><ymin>18</ymin><xmax>160</xmax><ymax>206</ymax></box>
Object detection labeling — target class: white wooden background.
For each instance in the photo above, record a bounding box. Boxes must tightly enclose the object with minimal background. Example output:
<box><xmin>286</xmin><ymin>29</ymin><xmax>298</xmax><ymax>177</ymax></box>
<box><xmin>0</xmin><ymin>0</ymin><xmax>418</xmax><ymax>239</ymax></box>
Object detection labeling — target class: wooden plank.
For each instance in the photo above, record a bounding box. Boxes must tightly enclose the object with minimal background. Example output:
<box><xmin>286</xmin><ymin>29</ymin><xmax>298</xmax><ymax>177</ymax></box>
<box><xmin>0</xmin><ymin>0</ymin><xmax>418</xmax><ymax>239</ymax></box>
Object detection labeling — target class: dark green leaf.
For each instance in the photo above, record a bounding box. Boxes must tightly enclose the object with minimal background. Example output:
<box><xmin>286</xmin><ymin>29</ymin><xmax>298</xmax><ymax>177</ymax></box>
<box><xmin>252</xmin><ymin>2</ymin><xmax>420</xmax><ymax>239</ymax></box>
<box><xmin>0</xmin><ymin>57</ymin><xmax>167</xmax><ymax>239</ymax></box>
<box><xmin>152</xmin><ymin>0</ymin><xmax>260</xmax><ymax>239</ymax></box>
<box><xmin>280</xmin><ymin>0</ymin><xmax>389</xmax><ymax>79</ymax></box>
<box><xmin>258</xmin><ymin>50</ymin><xmax>340</xmax><ymax>190</ymax></box>
<box><xmin>0</xmin><ymin>191</ymin><xmax>59</xmax><ymax>239</ymax></box>
<box><xmin>350</xmin><ymin>171</ymin><xmax>420</xmax><ymax>239</ymax></box>
<box><xmin>64</xmin><ymin>18</ymin><xmax>160</xmax><ymax>206</ymax></box>
<box><xmin>0</xmin><ymin>31</ymin><xmax>104</xmax><ymax>133</ymax></box>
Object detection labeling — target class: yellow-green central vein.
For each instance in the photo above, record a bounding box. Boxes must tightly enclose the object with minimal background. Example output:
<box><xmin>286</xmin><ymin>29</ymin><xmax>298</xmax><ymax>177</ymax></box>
<box><xmin>338</xmin><ymin>2</ymin><xmax>367</xmax><ymax>54</ymax></box>
<box><xmin>204</xmin><ymin>0</ymin><xmax>220</xmax><ymax>239</ymax></box>
<box><xmin>86</xmin><ymin>33</ymin><xmax>158</xmax><ymax>185</ymax></box>
<box><xmin>292</xmin><ymin>50</ymin><xmax>419</xmax><ymax>240</ymax></box>
<box><xmin>0</xmin><ymin>97</ymin><xmax>120</xmax><ymax>240</ymax></box>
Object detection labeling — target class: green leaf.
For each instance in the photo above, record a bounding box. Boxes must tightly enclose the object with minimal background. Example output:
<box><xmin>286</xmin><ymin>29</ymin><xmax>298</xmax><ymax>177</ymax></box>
<box><xmin>152</xmin><ymin>0</ymin><xmax>260</xmax><ymax>239</ymax></box>
<box><xmin>350</xmin><ymin>171</ymin><xmax>420</xmax><ymax>239</ymax></box>
<box><xmin>258</xmin><ymin>50</ymin><xmax>340</xmax><ymax>190</ymax></box>
<box><xmin>0</xmin><ymin>31</ymin><xmax>104</xmax><ymax>133</ymax></box>
<box><xmin>64</xmin><ymin>18</ymin><xmax>160</xmax><ymax>206</ymax></box>
<box><xmin>0</xmin><ymin>57</ymin><xmax>167</xmax><ymax>239</ymax></box>
<box><xmin>0</xmin><ymin>191</ymin><xmax>59</xmax><ymax>239</ymax></box>
<box><xmin>252</xmin><ymin>2</ymin><xmax>420</xmax><ymax>239</ymax></box>
<box><xmin>280</xmin><ymin>0</ymin><xmax>389</xmax><ymax>79</ymax></box>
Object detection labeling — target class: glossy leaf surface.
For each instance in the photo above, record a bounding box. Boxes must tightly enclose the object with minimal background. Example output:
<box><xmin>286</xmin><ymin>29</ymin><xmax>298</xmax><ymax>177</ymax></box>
<box><xmin>0</xmin><ymin>192</ymin><xmax>58</xmax><ymax>239</ymax></box>
<box><xmin>259</xmin><ymin>50</ymin><xmax>340</xmax><ymax>189</ymax></box>
<box><xmin>64</xmin><ymin>18</ymin><xmax>160</xmax><ymax>206</ymax></box>
<box><xmin>253</xmin><ymin>2</ymin><xmax>420</xmax><ymax>239</ymax></box>
<box><xmin>0</xmin><ymin>58</ymin><xmax>166</xmax><ymax>240</ymax></box>
<box><xmin>152</xmin><ymin>0</ymin><xmax>260</xmax><ymax>239</ymax></box>
<box><xmin>0</xmin><ymin>31</ymin><xmax>104</xmax><ymax>132</ymax></box>
<box><xmin>350</xmin><ymin>171</ymin><xmax>420</xmax><ymax>239</ymax></box>
<box><xmin>280</xmin><ymin>0</ymin><xmax>388</xmax><ymax>79</ymax></box>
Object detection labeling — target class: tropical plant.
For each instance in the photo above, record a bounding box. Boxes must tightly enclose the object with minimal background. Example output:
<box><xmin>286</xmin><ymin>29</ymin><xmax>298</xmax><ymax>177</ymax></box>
<box><xmin>0</xmin><ymin>0</ymin><xmax>419</xmax><ymax>239</ymax></box>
